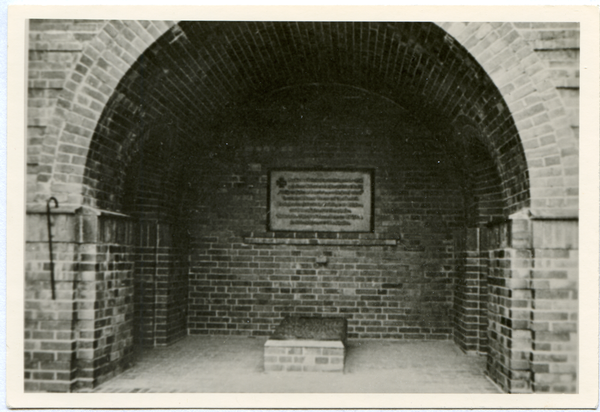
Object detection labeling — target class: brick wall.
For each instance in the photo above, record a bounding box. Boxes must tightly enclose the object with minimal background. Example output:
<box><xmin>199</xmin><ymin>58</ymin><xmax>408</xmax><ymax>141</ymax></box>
<box><xmin>123</xmin><ymin>129</ymin><xmax>189</xmax><ymax>348</ymax></box>
<box><xmin>515</xmin><ymin>23</ymin><xmax>580</xmax><ymax>139</ymax></box>
<box><xmin>181</xmin><ymin>85</ymin><xmax>465</xmax><ymax>339</ymax></box>
<box><xmin>27</xmin><ymin>20</ymin><xmax>106</xmax><ymax>205</ymax></box>
<box><xmin>440</xmin><ymin>22</ymin><xmax>579</xmax><ymax>217</ymax></box>
<box><xmin>452</xmin><ymin>125</ymin><xmax>505</xmax><ymax>354</ymax></box>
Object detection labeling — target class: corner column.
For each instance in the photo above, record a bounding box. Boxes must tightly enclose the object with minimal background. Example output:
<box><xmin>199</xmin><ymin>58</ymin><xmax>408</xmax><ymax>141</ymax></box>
<box><xmin>454</xmin><ymin>227</ymin><xmax>489</xmax><ymax>354</ymax></box>
<box><xmin>484</xmin><ymin>210</ymin><xmax>578</xmax><ymax>393</ymax></box>
<box><xmin>25</xmin><ymin>206</ymin><xmax>136</xmax><ymax>392</ymax></box>
<box><xmin>529</xmin><ymin>216</ymin><xmax>578</xmax><ymax>393</ymax></box>
<box><xmin>25</xmin><ymin>206</ymin><xmax>80</xmax><ymax>392</ymax></box>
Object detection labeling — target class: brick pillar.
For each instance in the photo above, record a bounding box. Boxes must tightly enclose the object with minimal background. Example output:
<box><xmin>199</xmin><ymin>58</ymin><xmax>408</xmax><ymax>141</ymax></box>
<box><xmin>76</xmin><ymin>209</ymin><xmax>135</xmax><ymax>389</ymax></box>
<box><xmin>25</xmin><ymin>206</ymin><xmax>80</xmax><ymax>392</ymax></box>
<box><xmin>133</xmin><ymin>220</ymin><xmax>188</xmax><ymax>348</ymax></box>
<box><xmin>484</xmin><ymin>214</ymin><xmax>533</xmax><ymax>393</ymax></box>
<box><xmin>25</xmin><ymin>206</ymin><xmax>135</xmax><ymax>392</ymax></box>
<box><xmin>454</xmin><ymin>227</ymin><xmax>488</xmax><ymax>354</ymax></box>
<box><xmin>159</xmin><ymin>223</ymin><xmax>189</xmax><ymax>345</ymax></box>
<box><xmin>484</xmin><ymin>211</ymin><xmax>579</xmax><ymax>393</ymax></box>
<box><xmin>133</xmin><ymin>220</ymin><xmax>158</xmax><ymax>348</ymax></box>
<box><xmin>529</xmin><ymin>217</ymin><xmax>578</xmax><ymax>393</ymax></box>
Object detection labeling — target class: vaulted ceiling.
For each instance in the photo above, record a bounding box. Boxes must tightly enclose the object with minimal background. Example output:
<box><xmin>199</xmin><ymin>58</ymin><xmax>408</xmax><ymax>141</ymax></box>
<box><xmin>86</xmin><ymin>22</ymin><xmax>527</xmax><ymax>212</ymax></box>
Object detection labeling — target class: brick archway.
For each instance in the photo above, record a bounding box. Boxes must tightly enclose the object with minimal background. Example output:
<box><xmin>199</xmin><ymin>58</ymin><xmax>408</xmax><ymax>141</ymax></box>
<box><xmin>29</xmin><ymin>20</ymin><xmax>578</xmax><ymax>217</ymax></box>
<box><xmin>25</xmin><ymin>20</ymin><xmax>579</xmax><ymax>393</ymax></box>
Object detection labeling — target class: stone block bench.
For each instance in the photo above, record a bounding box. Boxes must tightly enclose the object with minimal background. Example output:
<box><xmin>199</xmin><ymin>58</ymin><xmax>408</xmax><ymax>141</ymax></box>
<box><xmin>264</xmin><ymin>316</ymin><xmax>347</xmax><ymax>373</ymax></box>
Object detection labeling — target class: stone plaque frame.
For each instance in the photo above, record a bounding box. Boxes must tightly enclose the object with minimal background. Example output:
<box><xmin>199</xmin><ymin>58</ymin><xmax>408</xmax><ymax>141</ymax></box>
<box><xmin>267</xmin><ymin>168</ymin><xmax>374</xmax><ymax>233</ymax></box>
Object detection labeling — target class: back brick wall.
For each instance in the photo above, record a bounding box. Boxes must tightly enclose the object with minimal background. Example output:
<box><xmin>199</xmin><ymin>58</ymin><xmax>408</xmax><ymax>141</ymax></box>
<box><xmin>183</xmin><ymin>86</ymin><xmax>466</xmax><ymax>339</ymax></box>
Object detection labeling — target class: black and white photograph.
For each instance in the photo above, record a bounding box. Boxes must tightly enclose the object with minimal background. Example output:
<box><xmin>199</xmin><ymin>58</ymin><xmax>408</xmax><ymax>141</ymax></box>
<box><xmin>7</xmin><ymin>5</ymin><xmax>599</xmax><ymax>409</ymax></box>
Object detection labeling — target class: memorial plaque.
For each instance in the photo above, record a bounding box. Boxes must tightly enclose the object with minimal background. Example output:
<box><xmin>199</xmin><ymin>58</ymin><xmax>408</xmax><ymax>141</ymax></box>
<box><xmin>268</xmin><ymin>169</ymin><xmax>373</xmax><ymax>232</ymax></box>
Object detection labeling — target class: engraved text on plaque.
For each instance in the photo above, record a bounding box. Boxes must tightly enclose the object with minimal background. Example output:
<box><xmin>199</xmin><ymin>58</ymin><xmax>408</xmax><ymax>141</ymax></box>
<box><xmin>268</xmin><ymin>169</ymin><xmax>373</xmax><ymax>232</ymax></box>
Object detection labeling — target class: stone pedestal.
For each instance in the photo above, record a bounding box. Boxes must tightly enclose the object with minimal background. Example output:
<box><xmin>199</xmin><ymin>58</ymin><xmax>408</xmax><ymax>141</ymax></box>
<box><xmin>264</xmin><ymin>340</ymin><xmax>345</xmax><ymax>372</ymax></box>
<box><xmin>264</xmin><ymin>316</ymin><xmax>347</xmax><ymax>373</ymax></box>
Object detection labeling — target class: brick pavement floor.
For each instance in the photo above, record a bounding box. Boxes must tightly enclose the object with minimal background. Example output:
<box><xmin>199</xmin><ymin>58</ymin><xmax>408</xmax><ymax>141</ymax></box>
<box><xmin>89</xmin><ymin>336</ymin><xmax>502</xmax><ymax>393</ymax></box>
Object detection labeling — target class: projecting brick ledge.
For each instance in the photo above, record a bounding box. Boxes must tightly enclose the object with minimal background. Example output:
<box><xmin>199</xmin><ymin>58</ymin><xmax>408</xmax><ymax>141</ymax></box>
<box><xmin>264</xmin><ymin>339</ymin><xmax>345</xmax><ymax>373</ymax></box>
<box><xmin>245</xmin><ymin>237</ymin><xmax>397</xmax><ymax>246</ymax></box>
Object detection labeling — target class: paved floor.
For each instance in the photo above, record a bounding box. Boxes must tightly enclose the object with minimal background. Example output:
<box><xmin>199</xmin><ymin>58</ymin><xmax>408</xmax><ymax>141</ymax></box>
<box><xmin>90</xmin><ymin>336</ymin><xmax>502</xmax><ymax>393</ymax></box>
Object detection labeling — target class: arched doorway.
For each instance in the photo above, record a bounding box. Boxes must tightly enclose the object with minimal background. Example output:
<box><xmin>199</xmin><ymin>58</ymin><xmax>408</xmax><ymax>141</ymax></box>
<box><xmin>25</xmin><ymin>20</ymin><xmax>579</xmax><ymax>393</ymax></box>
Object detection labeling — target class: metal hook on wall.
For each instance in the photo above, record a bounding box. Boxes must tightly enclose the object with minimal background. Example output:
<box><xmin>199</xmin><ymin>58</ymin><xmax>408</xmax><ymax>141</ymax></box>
<box><xmin>46</xmin><ymin>197</ymin><xmax>59</xmax><ymax>300</ymax></box>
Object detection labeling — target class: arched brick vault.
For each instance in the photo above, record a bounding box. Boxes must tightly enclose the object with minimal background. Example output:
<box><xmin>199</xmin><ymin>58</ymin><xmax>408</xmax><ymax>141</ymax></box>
<box><xmin>33</xmin><ymin>20</ymin><xmax>578</xmax><ymax>217</ymax></box>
